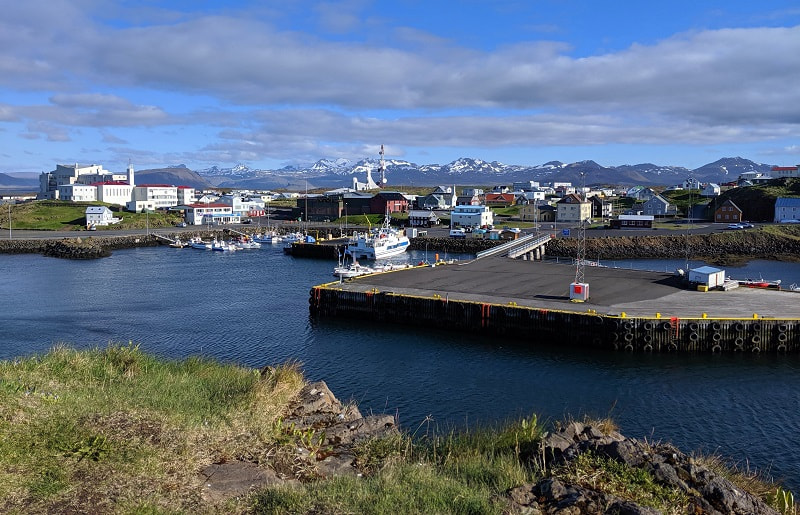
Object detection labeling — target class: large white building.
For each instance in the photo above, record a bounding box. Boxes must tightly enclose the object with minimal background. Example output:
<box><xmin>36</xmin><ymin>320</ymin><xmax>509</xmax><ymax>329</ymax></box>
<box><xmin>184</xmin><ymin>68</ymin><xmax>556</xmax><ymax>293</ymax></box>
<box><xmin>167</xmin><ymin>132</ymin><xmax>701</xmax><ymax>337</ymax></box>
<box><xmin>450</xmin><ymin>205</ymin><xmax>493</xmax><ymax>229</ymax></box>
<box><xmin>39</xmin><ymin>163</ymin><xmax>134</xmax><ymax>202</ymax></box>
<box><xmin>39</xmin><ymin>162</ymin><xmax>195</xmax><ymax>214</ymax></box>
<box><xmin>127</xmin><ymin>184</ymin><xmax>179</xmax><ymax>212</ymax></box>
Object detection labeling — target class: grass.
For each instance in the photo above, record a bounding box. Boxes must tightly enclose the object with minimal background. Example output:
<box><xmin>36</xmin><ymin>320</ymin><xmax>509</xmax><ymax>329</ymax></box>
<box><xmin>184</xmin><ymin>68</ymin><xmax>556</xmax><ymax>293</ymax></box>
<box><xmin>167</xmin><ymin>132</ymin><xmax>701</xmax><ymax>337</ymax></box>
<box><xmin>1</xmin><ymin>346</ymin><xmax>791</xmax><ymax>514</ymax></box>
<box><xmin>2</xmin><ymin>200</ymin><xmax>185</xmax><ymax>231</ymax></box>
<box><xmin>0</xmin><ymin>343</ymin><xmax>304</xmax><ymax>513</ymax></box>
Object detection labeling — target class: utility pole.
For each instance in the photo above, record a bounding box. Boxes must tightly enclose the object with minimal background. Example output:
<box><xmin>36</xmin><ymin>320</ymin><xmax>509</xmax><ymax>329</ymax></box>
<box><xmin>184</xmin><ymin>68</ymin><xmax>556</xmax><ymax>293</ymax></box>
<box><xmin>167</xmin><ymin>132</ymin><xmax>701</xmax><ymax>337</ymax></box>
<box><xmin>7</xmin><ymin>203</ymin><xmax>11</xmax><ymax>240</ymax></box>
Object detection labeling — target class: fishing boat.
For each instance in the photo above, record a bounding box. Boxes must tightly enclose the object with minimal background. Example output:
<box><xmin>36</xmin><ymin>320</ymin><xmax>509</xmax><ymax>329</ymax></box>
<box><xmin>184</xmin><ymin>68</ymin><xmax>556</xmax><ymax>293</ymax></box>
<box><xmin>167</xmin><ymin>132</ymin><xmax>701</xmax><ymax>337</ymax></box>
<box><xmin>169</xmin><ymin>238</ymin><xmax>186</xmax><ymax>248</ymax></box>
<box><xmin>233</xmin><ymin>236</ymin><xmax>261</xmax><ymax>249</ymax></box>
<box><xmin>345</xmin><ymin>212</ymin><xmax>410</xmax><ymax>260</ymax></box>
<box><xmin>211</xmin><ymin>239</ymin><xmax>237</xmax><ymax>252</ymax></box>
<box><xmin>189</xmin><ymin>237</ymin><xmax>212</xmax><ymax>250</ymax></box>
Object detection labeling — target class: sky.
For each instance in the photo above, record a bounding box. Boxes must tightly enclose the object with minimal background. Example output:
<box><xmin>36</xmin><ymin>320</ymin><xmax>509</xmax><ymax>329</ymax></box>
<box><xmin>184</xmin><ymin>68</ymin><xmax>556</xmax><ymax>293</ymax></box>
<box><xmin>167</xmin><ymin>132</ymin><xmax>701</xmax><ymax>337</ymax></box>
<box><xmin>1</xmin><ymin>0</ymin><xmax>800</xmax><ymax>175</ymax></box>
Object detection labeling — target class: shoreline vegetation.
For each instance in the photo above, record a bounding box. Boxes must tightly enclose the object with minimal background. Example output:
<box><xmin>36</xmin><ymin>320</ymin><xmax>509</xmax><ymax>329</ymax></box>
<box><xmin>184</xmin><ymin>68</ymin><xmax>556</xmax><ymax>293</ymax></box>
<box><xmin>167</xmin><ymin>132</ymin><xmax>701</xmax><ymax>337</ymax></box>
<box><xmin>0</xmin><ymin>345</ymin><xmax>792</xmax><ymax>514</ymax></box>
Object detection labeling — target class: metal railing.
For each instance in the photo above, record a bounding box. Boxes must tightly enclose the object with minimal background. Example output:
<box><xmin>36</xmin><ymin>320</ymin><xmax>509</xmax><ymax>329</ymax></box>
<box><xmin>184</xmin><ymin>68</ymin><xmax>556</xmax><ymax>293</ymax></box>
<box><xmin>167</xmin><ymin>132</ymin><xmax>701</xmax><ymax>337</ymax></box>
<box><xmin>475</xmin><ymin>233</ymin><xmax>551</xmax><ymax>259</ymax></box>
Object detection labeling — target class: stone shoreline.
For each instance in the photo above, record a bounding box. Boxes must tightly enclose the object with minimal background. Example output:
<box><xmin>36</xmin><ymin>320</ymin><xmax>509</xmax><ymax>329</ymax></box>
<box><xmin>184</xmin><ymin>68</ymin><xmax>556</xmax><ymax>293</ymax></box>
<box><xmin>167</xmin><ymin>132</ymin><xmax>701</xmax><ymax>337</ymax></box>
<box><xmin>2</xmin><ymin>227</ymin><xmax>800</xmax><ymax>263</ymax></box>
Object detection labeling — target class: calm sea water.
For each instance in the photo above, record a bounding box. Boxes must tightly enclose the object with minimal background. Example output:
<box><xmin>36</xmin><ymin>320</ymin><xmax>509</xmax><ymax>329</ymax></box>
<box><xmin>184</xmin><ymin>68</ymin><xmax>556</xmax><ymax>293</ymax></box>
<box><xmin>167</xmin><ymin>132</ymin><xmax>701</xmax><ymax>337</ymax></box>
<box><xmin>1</xmin><ymin>246</ymin><xmax>800</xmax><ymax>489</ymax></box>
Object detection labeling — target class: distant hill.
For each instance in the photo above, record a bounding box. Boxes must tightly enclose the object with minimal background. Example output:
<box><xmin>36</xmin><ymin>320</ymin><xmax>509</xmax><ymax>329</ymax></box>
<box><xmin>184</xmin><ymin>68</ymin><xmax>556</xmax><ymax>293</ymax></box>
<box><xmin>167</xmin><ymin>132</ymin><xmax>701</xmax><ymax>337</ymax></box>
<box><xmin>135</xmin><ymin>165</ymin><xmax>214</xmax><ymax>190</ymax></box>
<box><xmin>0</xmin><ymin>172</ymin><xmax>38</xmax><ymax>191</ymax></box>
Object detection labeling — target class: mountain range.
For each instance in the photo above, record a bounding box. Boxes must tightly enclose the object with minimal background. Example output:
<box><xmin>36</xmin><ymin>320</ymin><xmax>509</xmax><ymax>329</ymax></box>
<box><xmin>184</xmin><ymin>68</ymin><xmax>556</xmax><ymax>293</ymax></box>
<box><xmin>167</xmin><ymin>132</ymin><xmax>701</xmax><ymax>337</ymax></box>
<box><xmin>0</xmin><ymin>157</ymin><xmax>778</xmax><ymax>193</ymax></box>
<box><xmin>189</xmin><ymin>156</ymin><xmax>775</xmax><ymax>190</ymax></box>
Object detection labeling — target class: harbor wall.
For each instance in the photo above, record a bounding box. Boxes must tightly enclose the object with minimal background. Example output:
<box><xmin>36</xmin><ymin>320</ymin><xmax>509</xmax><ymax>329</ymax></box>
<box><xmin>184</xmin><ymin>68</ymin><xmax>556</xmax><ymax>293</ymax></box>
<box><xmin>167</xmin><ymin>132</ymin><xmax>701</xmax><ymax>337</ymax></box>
<box><xmin>309</xmin><ymin>286</ymin><xmax>799</xmax><ymax>353</ymax></box>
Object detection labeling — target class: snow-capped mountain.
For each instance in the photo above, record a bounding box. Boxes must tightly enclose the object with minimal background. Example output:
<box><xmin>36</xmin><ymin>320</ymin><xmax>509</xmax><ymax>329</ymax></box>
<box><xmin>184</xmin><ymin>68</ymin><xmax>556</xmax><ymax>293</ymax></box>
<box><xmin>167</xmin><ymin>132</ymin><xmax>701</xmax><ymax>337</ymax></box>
<box><xmin>190</xmin><ymin>156</ymin><xmax>776</xmax><ymax>190</ymax></box>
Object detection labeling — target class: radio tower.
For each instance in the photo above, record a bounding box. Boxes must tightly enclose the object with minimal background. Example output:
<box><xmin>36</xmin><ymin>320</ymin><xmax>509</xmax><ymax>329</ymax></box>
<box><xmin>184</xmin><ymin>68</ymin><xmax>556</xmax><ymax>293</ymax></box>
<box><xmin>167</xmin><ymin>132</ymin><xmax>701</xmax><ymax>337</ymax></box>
<box><xmin>379</xmin><ymin>144</ymin><xmax>387</xmax><ymax>186</ymax></box>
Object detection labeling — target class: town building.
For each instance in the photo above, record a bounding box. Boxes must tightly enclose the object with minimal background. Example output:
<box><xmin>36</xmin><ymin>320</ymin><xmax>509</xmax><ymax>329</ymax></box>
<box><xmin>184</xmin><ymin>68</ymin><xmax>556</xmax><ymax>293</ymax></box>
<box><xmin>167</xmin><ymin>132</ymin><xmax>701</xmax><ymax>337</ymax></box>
<box><xmin>518</xmin><ymin>202</ymin><xmax>556</xmax><ymax>223</ymax></box>
<box><xmin>610</xmin><ymin>214</ymin><xmax>654</xmax><ymax>229</ymax></box>
<box><xmin>774</xmin><ymin>197</ymin><xmax>800</xmax><ymax>223</ymax></box>
<box><xmin>84</xmin><ymin>206</ymin><xmax>120</xmax><ymax>228</ymax></box>
<box><xmin>714</xmin><ymin>199</ymin><xmax>743</xmax><ymax>223</ymax></box>
<box><xmin>185</xmin><ymin>203</ymin><xmax>238</xmax><ymax>226</ymax></box>
<box><xmin>701</xmin><ymin>183</ymin><xmax>721</xmax><ymax>197</ymax></box>
<box><xmin>770</xmin><ymin>166</ymin><xmax>800</xmax><ymax>179</ymax></box>
<box><xmin>450</xmin><ymin>205</ymin><xmax>493</xmax><ymax>229</ymax></box>
<box><xmin>407</xmin><ymin>209</ymin><xmax>440</xmax><ymax>227</ymax></box>
<box><xmin>641</xmin><ymin>194</ymin><xmax>675</xmax><ymax>216</ymax></box>
<box><xmin>39</xmin><ymin>163</ymin><xmax>135</xmax><ymax>204</ymax></box>
<box><xmin>127</xmin><ymin>184</ymin><xmax>179</xmax><ymax>212</ymax></box>
<box><xmin>556</xmin><ymin>194</ymin><xmax>591</xmax><ymax>222</ymax></box>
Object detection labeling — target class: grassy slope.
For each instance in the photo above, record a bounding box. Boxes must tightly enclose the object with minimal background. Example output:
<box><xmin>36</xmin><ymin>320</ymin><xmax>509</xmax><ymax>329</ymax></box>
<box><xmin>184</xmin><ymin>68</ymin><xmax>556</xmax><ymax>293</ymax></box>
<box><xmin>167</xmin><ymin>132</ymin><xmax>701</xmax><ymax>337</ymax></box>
<box><xmin>2</xmin><ymin>201</ymin><xmax>185</xmax><ymax>231</ymax></box>
<box><xmin>0</xmin><ymin>345</ymin><xmax>787</xmax><ymax>514</ymax></box>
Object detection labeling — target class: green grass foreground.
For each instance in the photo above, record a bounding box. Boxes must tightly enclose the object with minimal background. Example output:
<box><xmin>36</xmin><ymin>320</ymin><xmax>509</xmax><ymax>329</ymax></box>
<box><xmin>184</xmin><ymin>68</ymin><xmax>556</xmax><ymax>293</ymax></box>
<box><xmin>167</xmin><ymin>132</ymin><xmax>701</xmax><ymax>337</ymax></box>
<box><xmin>0</xmin><ymin>344</ymin><xmax>789</xmax><ymax>514</ymax></box>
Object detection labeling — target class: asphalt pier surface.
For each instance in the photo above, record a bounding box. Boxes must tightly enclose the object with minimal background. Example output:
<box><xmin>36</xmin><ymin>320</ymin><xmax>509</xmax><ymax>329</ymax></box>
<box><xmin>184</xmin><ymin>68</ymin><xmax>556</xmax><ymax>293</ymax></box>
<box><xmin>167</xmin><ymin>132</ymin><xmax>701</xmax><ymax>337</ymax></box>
<box><xmin>331</xmin><ymin>257</ymin><xmax>800</xmax><ymax>319</ymax></box>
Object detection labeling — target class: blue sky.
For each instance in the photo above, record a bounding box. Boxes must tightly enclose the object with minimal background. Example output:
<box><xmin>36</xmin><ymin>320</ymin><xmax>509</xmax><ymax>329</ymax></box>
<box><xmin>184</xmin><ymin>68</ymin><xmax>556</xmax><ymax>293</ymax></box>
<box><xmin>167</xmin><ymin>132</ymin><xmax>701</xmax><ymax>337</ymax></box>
<box><xmin>1</xmin><ymin>0</ymin><xmax>799</xmax><ymax>175</ymax></box>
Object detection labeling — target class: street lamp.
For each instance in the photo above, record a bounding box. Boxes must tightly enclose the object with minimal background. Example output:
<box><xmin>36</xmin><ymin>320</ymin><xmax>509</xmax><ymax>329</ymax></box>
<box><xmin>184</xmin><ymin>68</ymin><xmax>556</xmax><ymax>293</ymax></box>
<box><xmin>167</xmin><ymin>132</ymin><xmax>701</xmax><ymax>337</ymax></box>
<box><xmin>7</xmin><ymin>202</ymin><xmax>11</xmax><ymax>240</ymax></box>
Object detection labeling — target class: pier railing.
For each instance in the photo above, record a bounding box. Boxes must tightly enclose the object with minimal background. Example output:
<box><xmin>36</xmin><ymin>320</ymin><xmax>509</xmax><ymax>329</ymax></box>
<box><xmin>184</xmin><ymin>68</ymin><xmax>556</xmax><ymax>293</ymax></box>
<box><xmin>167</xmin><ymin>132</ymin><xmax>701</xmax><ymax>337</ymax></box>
<box><xmin>475</xmin><ymin>233</ymin><xmax>551</xmax><ymax>259</ymax></box>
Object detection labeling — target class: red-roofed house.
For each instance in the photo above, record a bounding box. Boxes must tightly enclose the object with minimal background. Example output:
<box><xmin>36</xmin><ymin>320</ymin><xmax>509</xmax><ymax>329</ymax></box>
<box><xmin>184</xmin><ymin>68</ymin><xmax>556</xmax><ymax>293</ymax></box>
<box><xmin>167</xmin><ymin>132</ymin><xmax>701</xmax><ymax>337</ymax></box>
<box><xmin>771</xmin><ymin>166</ymin><xmax>800</xmax><ymax>179</ymax></box>
<box><xmin>484</xmin><ymin>193</ymin><xmax>515</xmax><ymax>207</ymax></box>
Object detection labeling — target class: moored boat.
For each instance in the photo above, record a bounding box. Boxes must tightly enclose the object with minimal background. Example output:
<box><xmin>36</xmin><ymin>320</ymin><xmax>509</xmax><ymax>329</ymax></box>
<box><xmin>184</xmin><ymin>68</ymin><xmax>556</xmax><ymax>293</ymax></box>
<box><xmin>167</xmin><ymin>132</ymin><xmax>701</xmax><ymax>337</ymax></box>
<box><xmin>345</xmin><ymin>212</ymin><xmax>409</xmax><ymax>260</ymax></box>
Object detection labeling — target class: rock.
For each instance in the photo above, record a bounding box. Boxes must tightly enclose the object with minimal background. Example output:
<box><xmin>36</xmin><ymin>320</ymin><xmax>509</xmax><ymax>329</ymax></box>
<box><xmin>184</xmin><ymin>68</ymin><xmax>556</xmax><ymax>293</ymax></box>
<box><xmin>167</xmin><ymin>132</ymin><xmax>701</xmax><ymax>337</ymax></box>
<box><xmin>199</xmin><ymin>461</ymin><xmax>297</xmax><ymax>503</ymax></box>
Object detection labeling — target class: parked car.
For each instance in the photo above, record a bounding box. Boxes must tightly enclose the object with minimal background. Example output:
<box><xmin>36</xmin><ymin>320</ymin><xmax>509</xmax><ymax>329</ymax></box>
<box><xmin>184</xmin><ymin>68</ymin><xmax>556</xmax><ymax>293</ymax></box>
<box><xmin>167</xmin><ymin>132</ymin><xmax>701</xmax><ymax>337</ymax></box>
<box><xmin>449</xmin><ymin>228</ymin><xmax>466</xmax><ymax>238</ymax></box>
<box><xmin>175</xmin><ymin>222</ymin><xmax>187</xmax><ymax>227</ymax></box>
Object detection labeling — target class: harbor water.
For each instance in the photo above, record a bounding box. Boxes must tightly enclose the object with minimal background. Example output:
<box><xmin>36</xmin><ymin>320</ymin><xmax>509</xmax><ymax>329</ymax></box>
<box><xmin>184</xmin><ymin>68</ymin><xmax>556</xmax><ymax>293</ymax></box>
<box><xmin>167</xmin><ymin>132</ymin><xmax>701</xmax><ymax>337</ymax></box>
<box><xmin>1</xmin><ymin>247</ymin><xmax>800</xmax><ymax>489</ymax></box>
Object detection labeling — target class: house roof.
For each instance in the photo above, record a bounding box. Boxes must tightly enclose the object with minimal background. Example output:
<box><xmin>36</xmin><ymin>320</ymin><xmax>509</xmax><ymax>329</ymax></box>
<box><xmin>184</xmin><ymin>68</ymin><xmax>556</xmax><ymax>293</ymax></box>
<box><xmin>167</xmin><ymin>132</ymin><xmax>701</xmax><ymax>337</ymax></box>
<box><xmin>775</xmin><ymin>197</ymin><xmax>800</xmax><ymax>208</ymax></box>
<box><xmin>557</xmin><ymin>193</ymin><xmax>585</xmax><ymax>204</ymax></box>
<box><xmin>85</xmin><ymin>206</ymin><xmax>110</xmax><ymax>214</ymax></box>
<box><xmin>718</xmin><ymin>199</ymin><xmax>742</xmax><ymax>211</ymax></box>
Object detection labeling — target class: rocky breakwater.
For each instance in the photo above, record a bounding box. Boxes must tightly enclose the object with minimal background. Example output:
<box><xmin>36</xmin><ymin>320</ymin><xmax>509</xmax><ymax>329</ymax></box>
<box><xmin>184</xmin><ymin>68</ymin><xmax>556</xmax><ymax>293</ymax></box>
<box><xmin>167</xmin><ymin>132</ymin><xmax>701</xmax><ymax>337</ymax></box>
<box><xmin>508</xmin><ymin>421</ymin><xmax>778</xmax><ymax>514</ymax></box>
<box><xmin>546</xmin><ymin>228</ymin><xmax>800</xmax><ymax>263</ymax></box>
<box><xmin>409</xmin><ymin>236</ymin><xmax>502</xmax><ymax>255</ymax></box>
<box><xmin>0</xmin><ymin>234</ymin><xmax>165</xmax><ymax>259</ymax></box>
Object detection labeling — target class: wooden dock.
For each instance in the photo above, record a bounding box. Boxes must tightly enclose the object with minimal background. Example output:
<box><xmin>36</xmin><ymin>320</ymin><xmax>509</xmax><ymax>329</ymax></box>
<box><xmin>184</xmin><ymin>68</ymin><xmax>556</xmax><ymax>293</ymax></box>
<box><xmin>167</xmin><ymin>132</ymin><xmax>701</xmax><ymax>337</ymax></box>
<box><xmin>310</xmin><ymin>257</ymin><xmax>800</xmax><ymax>352</ymax></box>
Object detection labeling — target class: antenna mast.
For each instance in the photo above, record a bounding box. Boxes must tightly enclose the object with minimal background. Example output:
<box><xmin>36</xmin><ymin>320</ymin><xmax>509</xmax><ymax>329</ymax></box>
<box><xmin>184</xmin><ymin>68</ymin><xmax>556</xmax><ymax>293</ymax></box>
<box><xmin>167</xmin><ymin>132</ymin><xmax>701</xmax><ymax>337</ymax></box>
<box><xmin>379</xmin><ymin>144</ymin><xmax>387</xmax><ymax>186</ymax></box>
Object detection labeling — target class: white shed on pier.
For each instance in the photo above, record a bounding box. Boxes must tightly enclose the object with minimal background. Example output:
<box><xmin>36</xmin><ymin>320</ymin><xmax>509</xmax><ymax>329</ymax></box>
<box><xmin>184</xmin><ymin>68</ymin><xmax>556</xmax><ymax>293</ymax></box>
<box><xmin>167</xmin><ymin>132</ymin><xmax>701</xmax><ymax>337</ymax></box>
<box><xmin>689</xmin><ymin>266</ymin><xmax>725</xmax><ymax>289</ymax></box>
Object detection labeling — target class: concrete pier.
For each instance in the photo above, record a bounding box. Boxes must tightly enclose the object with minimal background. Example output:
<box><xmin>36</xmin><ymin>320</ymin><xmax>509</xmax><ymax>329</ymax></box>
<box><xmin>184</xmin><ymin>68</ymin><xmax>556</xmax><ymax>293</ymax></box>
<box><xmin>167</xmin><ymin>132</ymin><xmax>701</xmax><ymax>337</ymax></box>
<box><xmin>310</xmin><ymin>257</ymin><xmax>800</xmax><ymax>352</ymax></box>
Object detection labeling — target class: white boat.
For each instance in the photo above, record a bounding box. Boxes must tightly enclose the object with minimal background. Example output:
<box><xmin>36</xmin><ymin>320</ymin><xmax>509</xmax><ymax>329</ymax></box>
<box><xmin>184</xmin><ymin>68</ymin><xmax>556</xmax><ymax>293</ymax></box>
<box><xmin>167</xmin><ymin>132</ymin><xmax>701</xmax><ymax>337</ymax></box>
<box><xmin>233</xmin><ymin>236</ymin><xmax>261</xmax><ymax>249</ymax></box>
<box><xmin>189</xmin><ymin>237</ymin><xmax>212</xmax><ymax>250</ymax></box>
<box><xmin>333</xmin><ymin>260</ymin><xmax>377</xmax><ymax>279</ymax></box>
<box><xmin>282</xmin><ymin>232</ymin><xmax>304</xmax><ymax>244</ymax></box>
<box><xmin>345</xmin><ymin>213</ymin><xmax>410</xmax><ymax>260</ymax></box>
<box><xmin>169</xmin><ymin>238</ymin><xmax>186</xmax><ymax>248</ymax></box>
<box><xmin>252</xmin><ymin>231</ymin><xmax>282</xmax><ymax>244</ymax></box>
<box><xmin>211</xmin><ymin>239</ymin><xmax>237</xmax><ymax>252</ymax></box>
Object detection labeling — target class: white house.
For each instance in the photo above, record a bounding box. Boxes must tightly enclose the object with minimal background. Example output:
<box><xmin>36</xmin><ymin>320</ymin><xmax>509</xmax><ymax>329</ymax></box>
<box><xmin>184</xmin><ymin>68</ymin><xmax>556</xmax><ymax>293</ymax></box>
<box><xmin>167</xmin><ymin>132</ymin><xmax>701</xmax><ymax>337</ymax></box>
<box><xmin>85</xmin><ymin>206</ymin><xmax>120</xmax><ymax>227</ymax></box>
<box><xmin>450</xmin><ymin>205</ymin><xmax>493</xmax><ymax>229</ymax></box>
<box><xmin>185</xmin><ymin>203</ymin><xmax>239</xmax><ymax>226</ymax></box>
<box><xmin>774</xmin><ymin>197</ymin><xmax>800</xmax><ymax>223</ymax></box>
<box><xmin>217</xmin><ymin>194</ymin><xmax>266</xmax><ymax>217</ymax></box>
<box><xmin>701</xmin><ymin>183</ymin><xmax>721</xmax><ymax>197</ymax></box>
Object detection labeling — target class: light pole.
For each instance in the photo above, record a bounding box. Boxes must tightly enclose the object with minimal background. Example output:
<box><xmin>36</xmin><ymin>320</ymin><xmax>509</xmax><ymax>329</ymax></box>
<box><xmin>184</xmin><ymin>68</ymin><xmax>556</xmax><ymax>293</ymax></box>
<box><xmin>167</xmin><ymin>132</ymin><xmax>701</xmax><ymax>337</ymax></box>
<box><xmin>7</xmin><ymin>202</ymin><xmax>11</xmax><ymax>240</ymax></box>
